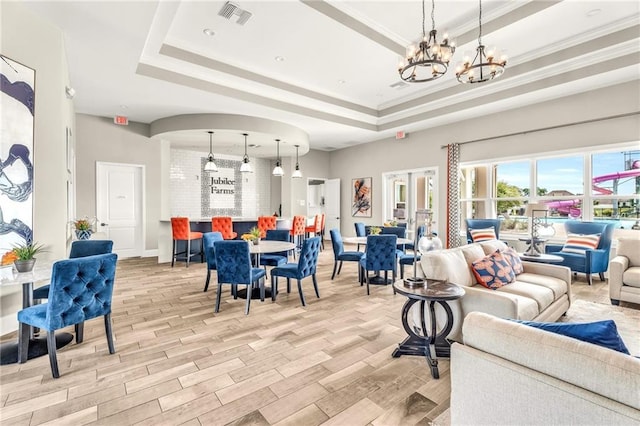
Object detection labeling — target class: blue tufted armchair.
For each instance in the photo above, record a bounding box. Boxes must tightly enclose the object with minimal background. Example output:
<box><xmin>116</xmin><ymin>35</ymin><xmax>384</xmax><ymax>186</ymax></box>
<box><xmin>270</xmin><ymin>236</ymin><xmax>321</xmax><ymax>307</ymax></box>
<box><xmin>17</xmin><ymin>253</ymin><xmax>118</xmax><ymax>378</ymax></box>
<box><xmin>359</xmin><ymin>234</ymin><xmax>397</xmax><ymax>295</ymax></box>
<box><xmin>545</xmin><ymin>220</ymin><xmax>616</xmax><ymax>285</ymax></box>
<box><xmin>202</xmin><ymin>232</ymin><xmax>224</xmax><ymax>292</ymax></box>
<box><xmin>259</xmin><ymin>229</ymin><xmax>290</xmax><ymax>271</ymax></box>
<box><xmin>214</xmin><ymin>241</ymin><xmax>266</xmax><ymax>315</ymax></box>
<box><xmin>329</xmin><ymin>228</ymin><xmax>364</xmax><ymax>280</ymax></box>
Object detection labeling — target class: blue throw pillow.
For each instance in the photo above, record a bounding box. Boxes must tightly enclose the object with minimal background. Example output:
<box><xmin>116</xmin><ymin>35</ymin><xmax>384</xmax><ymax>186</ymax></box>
<box><xmin>513</xmin><ymin>319</ymin><xmax>630</xmax><ymax>355</ymax></box>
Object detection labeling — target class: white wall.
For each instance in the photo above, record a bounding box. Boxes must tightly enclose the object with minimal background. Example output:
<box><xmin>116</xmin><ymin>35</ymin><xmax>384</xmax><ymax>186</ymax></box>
<box><xmin>329</xmin><ymin>81</ymin><xmax>640</xmax><ymax>240</ymax></box>
<box><xmin>75</xmin><ymin>114</ymin><xmax>163</xmax><ymax>252</ymax></box>
<box><xmin>1</xmin><ymin>2</ymin><xmax>74</xmax><ymax>334</ymax></box>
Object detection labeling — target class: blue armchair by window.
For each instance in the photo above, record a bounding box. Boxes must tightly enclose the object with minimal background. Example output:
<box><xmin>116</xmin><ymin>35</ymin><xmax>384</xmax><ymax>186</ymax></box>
<box><xmin>17</xmin><ymin>253</ymin><xmax>118</xmax><ymax>378</ymax></box>
<box><xmin>545</xmin><ymin>220</ymin><xmax>615</xmax><ymax>286</ymax></box>
<box><xmin>270</xmin><ymin>236</ymin><xmax>321</xmax><ymax>307</ymax></box>
<box><xmin>465</xmin><ymin>219</ymin><xmax>501</xmax><ymax>243</ymax></box>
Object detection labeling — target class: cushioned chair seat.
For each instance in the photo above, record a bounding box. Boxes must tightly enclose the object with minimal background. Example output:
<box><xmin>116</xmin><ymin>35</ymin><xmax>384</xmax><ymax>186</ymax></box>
<box><xmin>340</xmin><ymin>252</ymin><xmax>364</xmax><ymax>261</ymax></box>
<box><xmin>496</xmin><ymin>281</ymin><xmax>555</xmax><ymax>312</ymax></box>
<box><xmin>516</xmin><ymin>273</ymin><xmax>569</xmax><ymax>299</ymax></box>
<box><xmin>260</xmin><ymin>254</ymin><xmax>288</xmax><ymax>268</ymax></box>
<box><xmin>259</xmin><ymin>229</ymin><xmax>290</xmax><ymax>271</ymax></box>
<box><xmin>330</xmin><ymin>228</ymin><xmax>364</xmax><ymax>280</ymax></box>
<box><xmin>624</xmin><ymin>267</ymin><xmax>640</xmax><ymax>287</ymax></box>
<box><xmin>17</xmin><ymin>304</ymin><xmax>48</xmax><ymax>328</ymax></box>
<box><xmin>270</xmin><ymin>263</ymin><xmax>298</xmax><ymax>278</ymax></box>
<box><xmin>270</xmin><ymin>237</ymin><xmax>321</xmax><ymax>306</ymax></box>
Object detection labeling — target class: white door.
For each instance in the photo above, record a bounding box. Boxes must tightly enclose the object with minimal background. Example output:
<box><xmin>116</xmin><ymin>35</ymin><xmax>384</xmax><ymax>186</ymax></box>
<box><xmin>324</xmin><ymin>178</ymin><xmax>340</xmax><ymax>238</ymax></box>
<box><xmin>96</xmin><ymin>162</ymin><xmax>143</xmax><ymax>258</ymax></box>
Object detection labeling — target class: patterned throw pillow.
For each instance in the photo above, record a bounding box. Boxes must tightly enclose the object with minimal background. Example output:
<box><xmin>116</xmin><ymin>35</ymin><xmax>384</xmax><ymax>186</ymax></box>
<box><xmin>501</xmin><ymin>247</ymin><xmax>524</xmax><ymax>275</ymax></box>
<box><xmin>471</xmin><ymin>250</ymin><xmax>516</xmax><ymax>289</ymax></box>
<box><xmin>469</xmin><ymin>227</ymin><xmax>497</xmax><ymax>242</ymax></box>
<box><xmin>561</xmin><ymin>233</ymin><xmax>601</xmax><ymax>255</ymax></box>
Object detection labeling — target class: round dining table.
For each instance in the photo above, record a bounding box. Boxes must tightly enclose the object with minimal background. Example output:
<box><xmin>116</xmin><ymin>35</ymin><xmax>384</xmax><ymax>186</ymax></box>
<box><xmin>238</xmin><ymin>240</ymin><xmax>297</xmax><ymax>300</ymax></box>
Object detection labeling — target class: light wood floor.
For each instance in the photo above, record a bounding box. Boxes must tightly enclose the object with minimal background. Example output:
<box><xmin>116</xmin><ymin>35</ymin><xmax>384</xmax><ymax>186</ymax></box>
<box><xmin>0</xmin><ymin>244</ymin><xmax>635</xmax><ymax>425</ymax></box>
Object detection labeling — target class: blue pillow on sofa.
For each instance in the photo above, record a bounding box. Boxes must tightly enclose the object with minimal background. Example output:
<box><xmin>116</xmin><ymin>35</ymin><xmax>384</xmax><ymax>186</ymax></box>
<box><xmin>513</xmin><ymin>319</ymin><xmax>630</xmax><ymax>355</ymax></box>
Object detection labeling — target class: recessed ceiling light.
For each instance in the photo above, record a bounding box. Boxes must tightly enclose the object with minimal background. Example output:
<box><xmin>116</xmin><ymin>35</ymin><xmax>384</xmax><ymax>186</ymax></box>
<box><xmin>338</xmin><ymin>79</ymin><xmax>346</xmax><ymax>84</ymax></box>
<box><xmin>586</xmin><ymin>9</ymin><xmax>601</xmax><ymax>17</ymax></box>
<box><xmin>203</xmin><ymin>28</ymin><xmax>215</xmax><ymax>36</ymax></box>
<box><xmin>275</xmin><ymin>56</ymin><xmax>285</xmax><ymax>62</ymax></box>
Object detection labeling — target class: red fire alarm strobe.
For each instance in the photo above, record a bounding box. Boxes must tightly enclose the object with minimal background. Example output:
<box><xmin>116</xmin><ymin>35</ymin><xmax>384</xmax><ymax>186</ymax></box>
<box><xmin>114</xmin><ymin>115</ymin><xmax>129</xmax><ymax>125</ymax></box>
<box><xmin>396</xmin><ymin>131</ymin><xmax>407</xmax><ymax>140</ymax></box>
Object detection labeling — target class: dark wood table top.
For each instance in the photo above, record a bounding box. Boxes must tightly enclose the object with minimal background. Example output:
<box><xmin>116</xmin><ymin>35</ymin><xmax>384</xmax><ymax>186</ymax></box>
<box><xmin>393</xmin><ymin>279</ymin><xmax>465</xmax><ymax>301</ymax></box>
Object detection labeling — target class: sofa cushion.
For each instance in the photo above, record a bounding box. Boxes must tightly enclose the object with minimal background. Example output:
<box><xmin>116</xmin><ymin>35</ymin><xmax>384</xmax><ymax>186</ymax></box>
<box><xmin>561</xmin><ymin>233</ymin><xmax>600</xmax><ymax>255</ymax></box>
<box><xmin>469</xmin><ymin>227</ymin><xmax>497</xmax><ymax>242</ymax></box>
<box><xmin>623</xmin><ymin>266</ymin><xmax>640</xmax><ymax>287</ymax></box>
<box><xmin>421</xmin><ymin>248</ymin><xmax>474</xmax><ymax>287</ymax></box>
<box><xmin>479</xmin><ymin>239</ymin><xmax>509</xmax><ymax>255</ymax></box>
<box><xmin>514</xmin><ymin>319</ymin><xmax>630</xmax><ymax>355</ymax></box>
<box><xmin>498</xmin><ymin>281</ymin><xmax>555</xmax><ymax>312</ymax></box>
<box><xmin>514</xmin><ymin>273</ymin><xmax>569</xmax><ymax>300</ymax></box>
<box><xmin>471</xmin><ymin>250</ymin><xmax>515</xmax><ymax>289</ymax></box>
<box><xmin>501</xmin><ymin>247</ymin><xmax>524</xmax><ymax>275</ymax></box>
<box><xmin>617</xmin><ymin>238</ymin><xmax>640</xmax><ymax>266</ymax></box>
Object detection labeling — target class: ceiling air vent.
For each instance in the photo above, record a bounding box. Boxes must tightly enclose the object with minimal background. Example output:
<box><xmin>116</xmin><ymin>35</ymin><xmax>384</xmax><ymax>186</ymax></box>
<box><xmin>218</xmin><ymin>2</ymin><xmax>252</xmax><ymax>25</ymax></box>
<box><xmin>389</xmin><ymin>81</ymin><xmax>409</xmax><ymax>90</ymax></box>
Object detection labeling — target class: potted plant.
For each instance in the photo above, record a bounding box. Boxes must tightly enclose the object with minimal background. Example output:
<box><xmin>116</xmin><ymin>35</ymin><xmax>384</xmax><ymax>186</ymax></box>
<box><xmin>11</xmin><ymin>241</ymin><xmax>46</xmax><ymax>272</ymax></box>
<box><xmin>369</xmin><ymin>226</ymin><xmax>382</xmax><ymax>235</ymax></box>
<box><xmin>73</xmin><ymin>218</ymin><xmax>93</xmax><ymax>240</ymax></box>
<box><xmin>241</xmin><ymin>227</ymin><xmax>262</xmax><ymax>245</ymax></box>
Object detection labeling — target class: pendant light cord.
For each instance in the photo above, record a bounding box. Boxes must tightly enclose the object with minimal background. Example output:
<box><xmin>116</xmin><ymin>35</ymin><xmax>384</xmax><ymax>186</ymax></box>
<box><xmin>431</xmin><ymin>0</ymin><xmax>436</xmax><ymax>32</ymax></box>
<box><xmin>478</xmin><ymin>0</ymin><xmax>483</xmax><ymax>45</ymax></box>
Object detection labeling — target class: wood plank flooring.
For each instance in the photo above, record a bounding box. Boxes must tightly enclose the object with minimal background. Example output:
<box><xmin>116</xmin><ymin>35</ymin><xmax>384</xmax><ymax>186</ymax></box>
<box><xmin>0</xmin><ymin>244</ymin><xmax>633</xmax><ymax>425</ymax></box>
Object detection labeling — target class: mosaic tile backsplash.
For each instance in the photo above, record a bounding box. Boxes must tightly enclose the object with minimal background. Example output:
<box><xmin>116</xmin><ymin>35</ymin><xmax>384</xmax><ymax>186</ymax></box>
<box><xmin>170</xmin><ymin>149</ymin><xmax>272</xmax><ymax>219</ymax></box>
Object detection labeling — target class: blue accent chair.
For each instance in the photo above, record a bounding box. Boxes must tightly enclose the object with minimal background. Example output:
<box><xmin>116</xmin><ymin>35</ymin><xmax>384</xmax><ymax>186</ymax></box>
<box><xmin>329</xmin><ymin>228</ymin><xmax>364</xmax><ymax>280</ymax></box>
<box><xmin>381</xmin><ymin>226</ymin><xmax>407</xmax><ymax>254</ymax></box>
<box><xmin>354</xmin><ymin>222</ymin><xmax>366</xmax><ymax>251</ymax></box>
<box><xmin>465</xmin><ymin>219</ymin><xmax>501</xmax><ymax>243</ymax></box>
<box><xmin>17</xmin><ymin>253</ymin><xmax>118</xmax><ymax>378</ymax></box>
<box><xmin>202</xmin><ymin>232</ymin><xmax>224</xmax><ymax>292</ymax></box>
<box><xmin>259</xmin><ymin>229</ymin><xmax>290</xmax><ymax>271</ymax></box>
<box><xmin>32</xmin><ymin>240</ymin><xmax>114</xmax><ymax>301</ymax></box>
<box><xmin>359</xmin><ymin>235</ymin><xmax>398</xmax><ymax>295</ymax></box>
<box><xmin>214</xmin><ymin>241</ymin><xmax>266</xmax><ymax>315</ymax></box>
<box><xmin>405</xmin><ymin>225</ymin><xmax>426</xmax><ymax>252</ymax></box>
<box><xmin>399</xmin><ymin>252</ymin><xmax>421</xmax><ymax>279</ymax></box>
<box><xmin>270</xmin><ymin>237</ymin><xmax>321</xmax><ymax>307</ymax></box>
<box><xmin>545</xmin><ymin>220</ymin><xmax>615</xmax><ymax>286</ymax></box>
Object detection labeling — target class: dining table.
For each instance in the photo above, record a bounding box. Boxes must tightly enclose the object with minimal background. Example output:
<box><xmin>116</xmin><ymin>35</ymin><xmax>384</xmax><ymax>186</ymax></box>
<box><xmin>236</xmin><ymin>240</ymin><xmax>296</xmax><ymax>300</ymax></box>
<box><xmin>0</xmin><ymin>261</ymin><xmax>73</xmax><ymax>365</ymax></box>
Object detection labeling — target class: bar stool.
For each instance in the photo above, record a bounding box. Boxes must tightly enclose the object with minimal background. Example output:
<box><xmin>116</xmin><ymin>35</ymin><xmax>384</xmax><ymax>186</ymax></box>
<box><xmin>289</xmin><ymin>215</ymin><xmax>306</xmax><ymax>259</ymax></box>
<box><xmin>319</xmin><ymin>213</ymin><xmax>326</xmax><ymax>250</ymax></box>
<box><xmin>212</xmin><ymin>216</ymin><xmax>238</xmax><ymax>240</ymax></box>
<box><xmin>171</xmin><ymin>217</ymin><xmax>203</xmax><ymax>267</ymax></box>
<box><xmin>257</xmin><ymin>216</ymin><xmax>277</xmax><ymax>238</ymax></box>
<box><xmin>304</xmin><ymin>214</ymin><xmax>321</xmax><ymax>238</ymax></box>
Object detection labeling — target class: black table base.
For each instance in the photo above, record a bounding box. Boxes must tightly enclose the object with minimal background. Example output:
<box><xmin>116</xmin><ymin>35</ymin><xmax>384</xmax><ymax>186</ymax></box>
<box><xmin>392</xmin><ymin>299</ymin><xmax>454</xmax><ymax>379</ymax></box>
<box><xmin>235</xmin><ymin>287</ymin><xmax>277</xmax><ymax>300</ymax></box>
<box><xmin>0</xmin><ymin>332</ymin><xmax>73</xmax><ymax>365</ymax></box>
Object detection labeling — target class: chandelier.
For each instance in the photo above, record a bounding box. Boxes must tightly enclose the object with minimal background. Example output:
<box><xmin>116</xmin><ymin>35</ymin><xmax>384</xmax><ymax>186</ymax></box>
<box><xmin>272</xmin><ymin>139</ymin><xmax>284</xmax><ymax>177</ymax></box>
<box><xmin>398</xmin><ymin>0</ymin><xmax>455</xmax><ymax>83</ymax></box>
<box><xmin>240</xmin><ymin>133</ymin><xmax>252</xmax><ymax>173</ymax></box>
<box><xmin>456</xmin><ymin>0</ymin><xmax>507</xmax><ymax>84</ymax></box>
<box><xmin>204</xmin><ymin>131</ymin><xmax>218</xmax><ymax>172</ymax></box>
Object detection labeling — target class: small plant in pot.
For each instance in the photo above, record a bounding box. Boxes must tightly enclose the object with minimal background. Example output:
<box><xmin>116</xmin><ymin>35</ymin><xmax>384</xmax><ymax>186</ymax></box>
<box><xmin>11</xmin><ymin>241</ymin><xmax>46</xmax><ymax>272</ymax></box>
<box><xmin>73</xmin><ymin>218</ymin><xmax>93</xmax><ymax>240</ymax></box>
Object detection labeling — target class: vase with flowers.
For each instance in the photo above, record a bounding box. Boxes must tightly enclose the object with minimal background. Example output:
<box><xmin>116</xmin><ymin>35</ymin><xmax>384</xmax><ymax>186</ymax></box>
<box><xmin>369</xmin><ymin>226</ymin><xmax>382</xmax><ymax>235</ymax></box>
<box><xmin>241</xmin><ymin>227</ymin><xmax>262</xmax><ymax>245</ymax></box>
<box><xmin>7</xmin><ymin>241</ymin><xmax>46</xmax><ymax>272</ymax></box>
<box><xmin>73</xmin><ymin>218</ymin><xmax>94</xmax><ymax>240</ymax></box>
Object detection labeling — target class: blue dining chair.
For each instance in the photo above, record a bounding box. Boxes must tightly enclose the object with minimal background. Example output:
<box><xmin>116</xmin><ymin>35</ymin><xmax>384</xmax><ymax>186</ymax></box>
<box><xmin>354</xmin><ymin>222</ymin><xmax>366</xmax><ymax>251</ymax></box>
<box><xmin>214</xmin><ymin>241</ymin><xmax>266</xmax><ymax>315</ymax></box>
<box><xmin>202</xmin><ymin>232</ymin><xmax>224</xmax><ymax>292</ymax></box>
<box><xmin>381</xmin><ymin>226</ymin><xmax>407</xmax><ymax>254</ymax></box>
<box><xmin>17</xmin><ymin>253</ymin><xmax>118</xmax><ymax>378</ymax></box>
<box><xmin>405</xmin><ymin>225</ymin><xmax>426</xmax><ymax>252</ymax></box>
<box><xmin>359</xmin><ymin>235</ymin><xmax>398</xmax><ymax>295</ymax></box>
<box><xmin>545</xmin><ymin>220</ymin><xmax>615</xmax><ymax>285</ymax></box>
<box><xmin>259</xmin><ymin>229</ymin><xmax>290</xmax><ymax>271</ymax></box>
<box><xmin>329</xmin><ymin>228</ymin><xmax>364</xmax><ymax>280</ymax></box>
<box><xmin>270</xmin><ymin>237</ymin><xmax>321</xmax><ymax>307</ymax></box>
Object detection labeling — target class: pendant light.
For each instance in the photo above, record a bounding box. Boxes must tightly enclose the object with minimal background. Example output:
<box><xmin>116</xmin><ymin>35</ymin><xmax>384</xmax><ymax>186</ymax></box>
<box><xmin>292</xmin><ymin>144</ymin><xmax>302</xmax><ymax>178</ymax></box>
<box><xmin>240</xmin><ymin>133</ymin><xmax>252</xmax><ymax>173</ymax></box>
<box><xmin>272</xmin><ymin>138</ymin><xmax>284</xmax><ymax>176</ymax></box>
<box><xmin>204</xmin><ymin>131</ymin><xmax>218</xmax><ymax>172</ymax></box>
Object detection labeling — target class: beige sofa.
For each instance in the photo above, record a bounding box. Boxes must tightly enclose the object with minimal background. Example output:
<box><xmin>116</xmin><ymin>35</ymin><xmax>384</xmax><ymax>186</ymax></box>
<box><xmin>451</xmin><ymin>312</ymin><xmax>640</xmax><ymax>425</ymax></box>
<box><xmin>417</xmin><ymin>240</ymin><xmax>571</xmax><ymax>341</ymax></box>
<box><xmin>609</xmin><ymin>237</ymin><xmax>640</xmax><ymax>305</ymax></box>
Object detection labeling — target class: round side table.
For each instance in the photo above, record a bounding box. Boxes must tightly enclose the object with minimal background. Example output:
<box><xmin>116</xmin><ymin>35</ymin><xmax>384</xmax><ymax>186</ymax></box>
<box><xmin>392</xmin><ymin>279</ymin><xmax>465</xmax><ymax>379</ymax></box>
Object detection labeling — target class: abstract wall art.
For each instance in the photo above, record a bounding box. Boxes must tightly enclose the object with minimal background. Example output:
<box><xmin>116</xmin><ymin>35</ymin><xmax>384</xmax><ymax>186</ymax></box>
<box><xmin>352</xmin><ymin>177</ymin><xmax>372</xmax><ymax>217</ymax></box>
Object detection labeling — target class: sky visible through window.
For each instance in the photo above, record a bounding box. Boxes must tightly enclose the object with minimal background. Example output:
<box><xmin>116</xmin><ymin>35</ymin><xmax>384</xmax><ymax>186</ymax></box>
<box><xmin>497</xmin><ymin>151</ymin><xmax>640</xmax><ymax>196</ymax></box>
